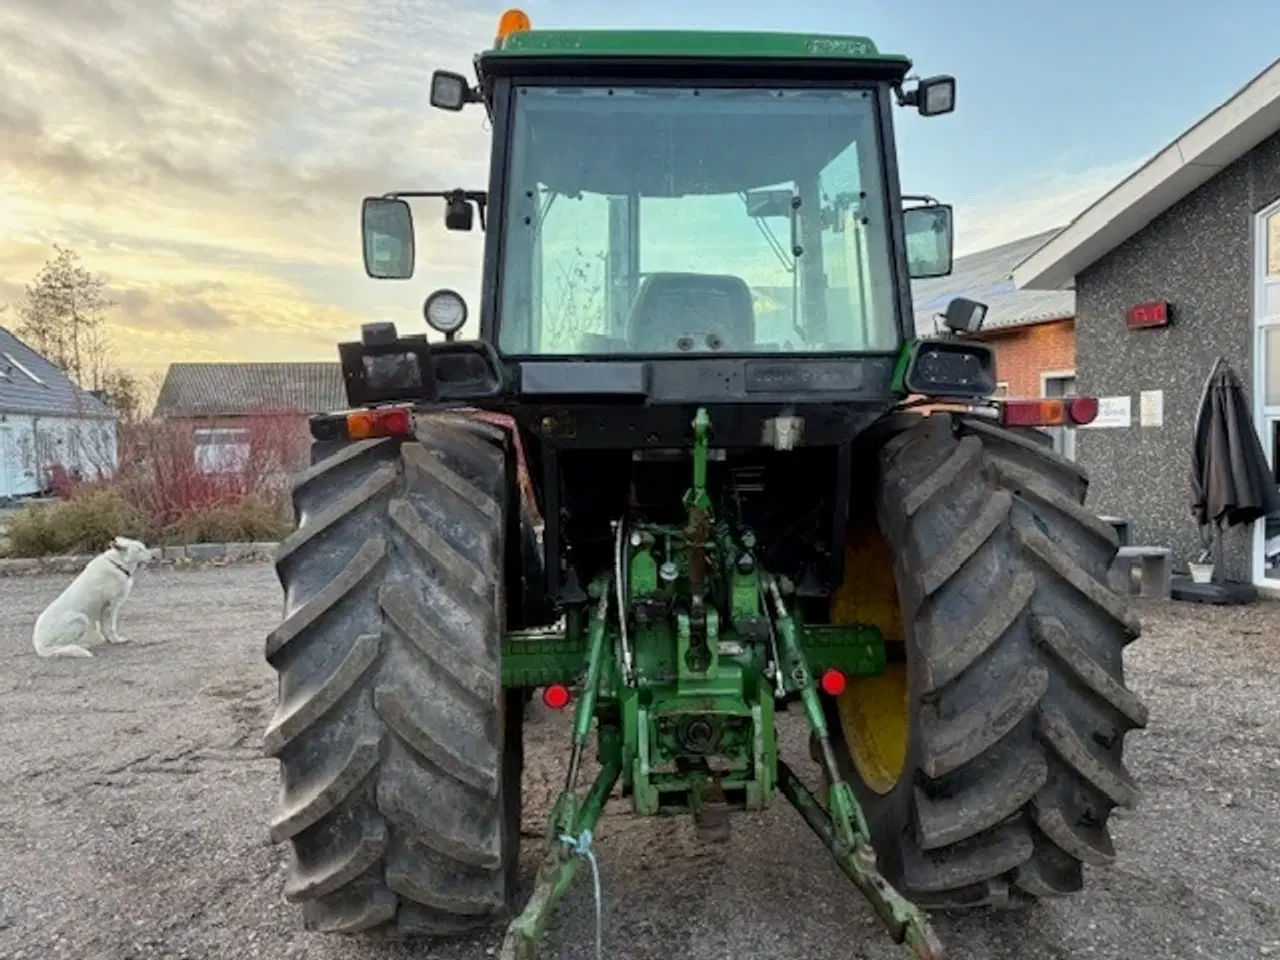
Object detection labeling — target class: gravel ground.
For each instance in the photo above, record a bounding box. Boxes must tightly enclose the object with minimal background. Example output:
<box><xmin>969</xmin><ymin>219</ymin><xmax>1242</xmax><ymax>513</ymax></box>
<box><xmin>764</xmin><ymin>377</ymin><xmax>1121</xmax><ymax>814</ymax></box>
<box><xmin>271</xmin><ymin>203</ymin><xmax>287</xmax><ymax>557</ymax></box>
<box><xmin>1</xmin><ymin>564</ymin><xmax>1278</xmax><ymax>960</ymax></box>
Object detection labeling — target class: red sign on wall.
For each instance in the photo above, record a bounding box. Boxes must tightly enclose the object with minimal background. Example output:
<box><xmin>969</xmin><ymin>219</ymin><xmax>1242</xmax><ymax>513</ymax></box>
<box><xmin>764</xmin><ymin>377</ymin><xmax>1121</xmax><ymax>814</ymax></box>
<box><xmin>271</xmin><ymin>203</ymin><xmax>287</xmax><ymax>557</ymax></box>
<box><xmin>1126</xmin><ymin>300</ymin><xmax>1171</xmax><ymax>329</ymax></box>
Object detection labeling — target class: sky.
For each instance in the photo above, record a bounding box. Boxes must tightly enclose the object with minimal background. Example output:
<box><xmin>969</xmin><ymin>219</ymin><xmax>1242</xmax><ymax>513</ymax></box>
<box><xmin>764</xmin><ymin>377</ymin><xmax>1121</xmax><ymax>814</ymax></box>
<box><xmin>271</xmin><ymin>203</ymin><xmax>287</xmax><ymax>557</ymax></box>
<box><xmin>0</xmin><ymin>0</ymin><xmax>1276</xmax><ymax>379</ymax></box>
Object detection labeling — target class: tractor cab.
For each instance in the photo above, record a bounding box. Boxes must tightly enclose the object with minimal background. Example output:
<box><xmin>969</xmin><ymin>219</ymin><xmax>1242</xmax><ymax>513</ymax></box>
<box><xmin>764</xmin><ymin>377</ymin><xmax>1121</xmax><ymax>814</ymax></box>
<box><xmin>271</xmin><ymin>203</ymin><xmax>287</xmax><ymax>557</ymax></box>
<box><xmin>360</xmin><ymin>12</ymin><xmax>958</xmax><ymax>377</ymax></box>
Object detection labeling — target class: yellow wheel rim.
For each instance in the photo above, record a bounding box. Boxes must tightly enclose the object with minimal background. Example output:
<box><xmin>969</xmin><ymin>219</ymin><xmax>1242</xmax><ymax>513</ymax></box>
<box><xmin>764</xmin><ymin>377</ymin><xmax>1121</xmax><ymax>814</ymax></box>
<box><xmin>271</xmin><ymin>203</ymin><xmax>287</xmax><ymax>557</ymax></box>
<box><xmin>830</xmin><ymin>521</ymin><xmax>911</xmax><ymax>796</ymax></box>
<box><xmin>836</xmin><ymin>663</ymin><xmax>909</xmax><ymax>794</ymax></box>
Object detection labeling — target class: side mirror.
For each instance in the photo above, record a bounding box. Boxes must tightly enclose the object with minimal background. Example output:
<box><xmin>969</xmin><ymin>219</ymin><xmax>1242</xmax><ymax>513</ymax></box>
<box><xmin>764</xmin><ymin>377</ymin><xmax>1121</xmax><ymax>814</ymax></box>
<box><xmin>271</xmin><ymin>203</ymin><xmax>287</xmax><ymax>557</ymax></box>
<box><xmin>942</xmin><ymin>297</ymin><xmax>988</xmax><ymax>334</ymax></box>
<box><xmin>362</xmin><ymin>197</ymin><xmax>415</xmax><ymax>280</ymax></box>
<box><xmin>430</xmin><ymin>70</ymin><xmax>477</xmax><ymax>111</ymax></box>
<box><xmin>916</xmin><ymin>76</ymin><xmax>956</xmax><ymax>116</ymax></box>
<box><xmin>903</xmin><ymin>203</ymin><xmax>954</xmax><ymax>279</ymax></box>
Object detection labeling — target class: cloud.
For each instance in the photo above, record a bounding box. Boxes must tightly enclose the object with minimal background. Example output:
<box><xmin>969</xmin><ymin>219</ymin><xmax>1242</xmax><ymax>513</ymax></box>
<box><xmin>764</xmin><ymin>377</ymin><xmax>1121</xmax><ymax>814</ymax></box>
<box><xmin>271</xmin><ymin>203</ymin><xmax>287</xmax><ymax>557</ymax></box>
<box><xmin>0</xmin><ymin>0</ymin><xmax>1154</xmax><ymax>370</ymax></box>
<box><xmin>0</xmin><ymin>0</ymin><xmax>499</xmax><ymax>370</ymax></box>
<box><xmin>113</xmin><ymin>287</ymin><xmax>234</xmax><ymax>331</ymax></box>
<box><xmin>952</xmin><ymin>156</ymin><xmax>1148</xmax><ymax>256</ymax></box>
<box><xmin>168</xmin><ymin>300</ymin><xmax>234</xmax><ymax>330</ymax></box>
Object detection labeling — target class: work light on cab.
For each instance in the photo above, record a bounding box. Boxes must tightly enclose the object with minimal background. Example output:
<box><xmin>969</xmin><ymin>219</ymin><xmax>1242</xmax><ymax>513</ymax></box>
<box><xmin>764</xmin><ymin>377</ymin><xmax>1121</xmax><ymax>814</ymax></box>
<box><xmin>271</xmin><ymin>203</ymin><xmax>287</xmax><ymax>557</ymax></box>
<box><xmin>423</xmin><ymin>289</ymin><xmax>468</xmax><ymax>340</ymax></box>
<box><xmin>942</xmin><ymin>296</ymin><xmax>987</xmax><ymax>335</ymax></box>
<box><xmin>919</xmin><ymin>77</ymin><xmax>956</xmax><ymax>115</ymax></box>
<box><xmin>896</xmin><ymin>74</ymin><xmax>957</xmax><ymax>116</ymax></box>
<box><xmin>896</xmin><ymin>339</ymin><xmax>998</xmax><ymax>398</ymax></box>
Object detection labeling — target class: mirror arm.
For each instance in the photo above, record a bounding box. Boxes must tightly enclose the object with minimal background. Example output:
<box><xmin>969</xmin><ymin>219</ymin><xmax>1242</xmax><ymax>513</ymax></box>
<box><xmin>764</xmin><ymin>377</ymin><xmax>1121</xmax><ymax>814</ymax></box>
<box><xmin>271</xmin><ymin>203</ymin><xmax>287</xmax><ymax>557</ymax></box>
<box><xmin>381</xmin><ymin>189</ymin><xmax>488</xmax><ymax>233</ymax></box>
<box><xmin>902</xmin><ymin>193</ymin><xmax>941</xmax><ymax>207</ymax></box>
<box><xmin>383</xmin><ymin>189</ymin><xmax>488</xmax><ymax>203</ymax></box>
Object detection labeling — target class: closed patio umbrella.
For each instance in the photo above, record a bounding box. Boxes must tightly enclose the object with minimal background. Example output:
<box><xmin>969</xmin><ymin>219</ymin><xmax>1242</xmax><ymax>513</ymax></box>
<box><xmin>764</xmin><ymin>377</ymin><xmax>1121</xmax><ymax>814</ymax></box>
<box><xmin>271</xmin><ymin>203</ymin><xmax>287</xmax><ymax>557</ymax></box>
<box><xmin>1189</xmin><ymin>357</ymin><xmax>1280</xmax><ymax>572</ymax></box>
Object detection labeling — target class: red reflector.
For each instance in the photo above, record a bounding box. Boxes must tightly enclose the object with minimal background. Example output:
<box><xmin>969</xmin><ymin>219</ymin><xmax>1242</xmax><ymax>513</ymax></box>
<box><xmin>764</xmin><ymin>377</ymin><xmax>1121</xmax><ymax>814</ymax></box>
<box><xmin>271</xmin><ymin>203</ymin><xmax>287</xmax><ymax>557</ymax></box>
<box><xmin>1068</xmin><ymin>396</ymin><xmax>1099</xmax><ymax>425</ymax></box>
<box><xmin>542</xmin><ymin>684</ymin><xmax>571</xmax><ymax>710</ymax></box>
<box><xmin>819</xmin><ymin>668</ymin><xmax>847</xmax><ymax>697</ymax></box>
<box><xmin>383</xmin><ymin>408</ymin><xmax>412</xmax><ymax>435</ymax></box>
<box><xmin>999</xmin><ymin>399</ymin><xmax>1066</xmax><ymax>428</ymax></box>
<box><xmin>346</xmin><ymin>405</ymin><xmax>414</xmax><ymax>440</ymax></box>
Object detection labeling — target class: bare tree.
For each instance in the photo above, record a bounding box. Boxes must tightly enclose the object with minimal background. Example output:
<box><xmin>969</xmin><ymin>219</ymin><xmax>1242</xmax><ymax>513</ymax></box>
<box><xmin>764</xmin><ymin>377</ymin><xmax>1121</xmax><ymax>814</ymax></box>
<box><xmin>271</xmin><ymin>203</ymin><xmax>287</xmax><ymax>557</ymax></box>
<box><xmin>18</xmin><ymin>245</ymin><xmax>116</xmax><ymax>391</ymax></box>
<box><xmin>99</xmin><ymin>367</ymin><xmax>142</xmax><ymax>422</ymax></box>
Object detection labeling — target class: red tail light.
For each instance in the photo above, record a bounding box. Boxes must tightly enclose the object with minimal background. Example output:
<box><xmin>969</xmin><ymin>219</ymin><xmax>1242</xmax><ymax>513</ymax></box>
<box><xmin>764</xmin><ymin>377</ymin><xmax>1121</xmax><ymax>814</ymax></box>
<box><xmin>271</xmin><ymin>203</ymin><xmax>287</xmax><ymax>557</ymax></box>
<box><xmin>999</xmin><ymin>397</ymin><xmax>1097</xmax><ymax>428</ymax></box>
<box><xmin>819</xmin><ymin>668</ymin><xmax>848</xmax><ymax>697</ymax></box>
<box><xmin>346</xmin><ymin>405</ymin><xmax>414</xmax><ymax>440</ymax></box>
<box><xmin>542</xmin><ymin>684</ymin><xmax>572</xmax><ymax>710</ymax></box>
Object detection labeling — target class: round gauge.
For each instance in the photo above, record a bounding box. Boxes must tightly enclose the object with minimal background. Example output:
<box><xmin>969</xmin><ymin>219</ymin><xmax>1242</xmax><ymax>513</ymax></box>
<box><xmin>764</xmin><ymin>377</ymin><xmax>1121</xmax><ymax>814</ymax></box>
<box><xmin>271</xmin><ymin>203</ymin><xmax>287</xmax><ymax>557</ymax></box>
<box><xmin>423</xmin><ymin>289</ymin><xmax>468</xmax><ymax>336</ymax></box>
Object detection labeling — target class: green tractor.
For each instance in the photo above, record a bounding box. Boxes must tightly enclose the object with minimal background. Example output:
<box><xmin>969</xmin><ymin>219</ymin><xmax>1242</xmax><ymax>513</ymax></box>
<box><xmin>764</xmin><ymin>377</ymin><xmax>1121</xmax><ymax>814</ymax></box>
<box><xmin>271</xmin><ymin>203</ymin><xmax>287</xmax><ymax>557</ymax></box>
<box><xmin>262</xmin><ymin>12</ymin><xmax>1146</xmax><ymax>959</ymax></box>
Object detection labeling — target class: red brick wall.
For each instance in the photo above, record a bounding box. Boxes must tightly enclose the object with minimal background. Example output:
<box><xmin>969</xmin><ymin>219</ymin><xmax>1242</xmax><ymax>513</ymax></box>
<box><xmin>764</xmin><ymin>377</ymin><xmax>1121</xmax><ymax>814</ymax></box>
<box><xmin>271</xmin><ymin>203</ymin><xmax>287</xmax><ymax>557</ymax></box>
<box><xmin>978</xmin><ymin>318</ymin><xmax>1076</xmax><ymax>398</ymax></box>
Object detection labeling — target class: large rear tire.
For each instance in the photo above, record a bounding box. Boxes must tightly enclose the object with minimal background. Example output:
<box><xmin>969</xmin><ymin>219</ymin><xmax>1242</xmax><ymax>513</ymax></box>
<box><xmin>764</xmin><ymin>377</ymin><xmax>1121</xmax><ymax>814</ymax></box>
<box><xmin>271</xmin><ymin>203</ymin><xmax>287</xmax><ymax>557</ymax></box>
<box><xmin>828</xmin><ymin>412</ymin><xmax>1148</xmax><ymax>908</ymax></box>
<box><xmin>263</xmin><ymin>418</ymin><xmax>522</xmax><ymax>935</ymax></box>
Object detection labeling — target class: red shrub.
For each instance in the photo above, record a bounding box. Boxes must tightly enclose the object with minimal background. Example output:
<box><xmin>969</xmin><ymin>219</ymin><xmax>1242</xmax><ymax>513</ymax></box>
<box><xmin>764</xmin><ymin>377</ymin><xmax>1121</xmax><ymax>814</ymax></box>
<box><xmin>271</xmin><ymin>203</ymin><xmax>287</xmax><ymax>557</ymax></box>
<box><xmin>45</xmin><ymin>412</ymin><xmax>308</xmax><ymax>534</ymax></box>
<box><xmin>36</xmin><ymin>407</ymin><xmax>541</xmax><ymax>545</ymax></box>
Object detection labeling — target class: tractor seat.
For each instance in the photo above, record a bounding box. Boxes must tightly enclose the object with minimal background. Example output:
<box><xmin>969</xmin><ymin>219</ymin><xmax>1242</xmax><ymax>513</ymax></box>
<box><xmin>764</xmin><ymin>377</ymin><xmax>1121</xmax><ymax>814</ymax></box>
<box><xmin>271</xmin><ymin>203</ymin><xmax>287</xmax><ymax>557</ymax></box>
<box><xmin>626</xmin><ymin>273</ymin><xmax>756</xmax><ymax>353</ymax></box>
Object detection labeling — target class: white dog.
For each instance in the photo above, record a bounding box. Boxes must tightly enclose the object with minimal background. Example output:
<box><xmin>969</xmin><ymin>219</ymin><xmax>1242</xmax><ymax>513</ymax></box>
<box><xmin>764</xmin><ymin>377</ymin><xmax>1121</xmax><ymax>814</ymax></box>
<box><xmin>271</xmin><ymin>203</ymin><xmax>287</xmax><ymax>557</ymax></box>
<box><xmin>32</xmin><ymin>536</ymin><xmax>153</xmax><ymax>658</ymax></box>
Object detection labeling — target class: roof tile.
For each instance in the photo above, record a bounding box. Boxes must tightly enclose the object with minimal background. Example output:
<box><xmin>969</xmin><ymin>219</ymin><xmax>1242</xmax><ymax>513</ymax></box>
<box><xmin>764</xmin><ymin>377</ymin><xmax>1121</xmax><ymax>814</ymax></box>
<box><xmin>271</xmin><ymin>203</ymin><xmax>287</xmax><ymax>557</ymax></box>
<box><xmin>910</xmin><ymin>228</ymin><xmax>1074</xmax><ymax>336</ymax></box>
<box><xmin>153</xmin><ymin>362</ymin><xmax>346</xmax><ymax>417</ymax></box>
<box><xmin>0</xmin><ymin>327</ymin><xmax>115</xmax><ymax>418</ymax></box>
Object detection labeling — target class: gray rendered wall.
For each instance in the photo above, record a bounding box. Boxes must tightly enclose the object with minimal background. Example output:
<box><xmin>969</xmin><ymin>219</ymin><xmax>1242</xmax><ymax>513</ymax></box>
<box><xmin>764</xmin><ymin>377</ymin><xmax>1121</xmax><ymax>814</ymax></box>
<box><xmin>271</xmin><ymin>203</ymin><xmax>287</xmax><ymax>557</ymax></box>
<box><xmin>1074</xmin><ymin>130</ymin><xmax>1280</xmax><ymax>579</ymax></box>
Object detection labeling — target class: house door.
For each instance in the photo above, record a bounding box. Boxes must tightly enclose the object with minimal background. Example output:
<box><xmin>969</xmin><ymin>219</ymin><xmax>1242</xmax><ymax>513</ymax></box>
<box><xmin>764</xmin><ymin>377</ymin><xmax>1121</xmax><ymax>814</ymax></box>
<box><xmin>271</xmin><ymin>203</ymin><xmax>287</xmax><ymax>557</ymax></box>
<box><xmin>0</xmin><ymin>426</ymin><xmax>10</xmax><ymax>498</ymax></box>
<box><xmin>1252</xmin><ymin>201</ymin><xmax>1280</xmax><ymax>586</ymax></box>
<box><xmin>1042</xmin><ymin>371</ymin><xmax>1078</xmax><ymax>460</ymax></box>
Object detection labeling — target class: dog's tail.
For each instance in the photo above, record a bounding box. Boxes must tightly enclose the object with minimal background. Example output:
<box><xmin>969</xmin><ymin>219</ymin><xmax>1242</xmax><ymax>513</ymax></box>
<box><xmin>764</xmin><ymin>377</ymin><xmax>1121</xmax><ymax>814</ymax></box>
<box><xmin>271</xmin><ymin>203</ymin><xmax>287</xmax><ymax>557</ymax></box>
<box><xmin>36</xmin><ymin>645</ymin><xmax>95</xmax><ymax>658</ymax></box>
<box><xmin>33</xmin><ymin>611</ymin><xmax>94</xmax><ymax>659</ymax></box>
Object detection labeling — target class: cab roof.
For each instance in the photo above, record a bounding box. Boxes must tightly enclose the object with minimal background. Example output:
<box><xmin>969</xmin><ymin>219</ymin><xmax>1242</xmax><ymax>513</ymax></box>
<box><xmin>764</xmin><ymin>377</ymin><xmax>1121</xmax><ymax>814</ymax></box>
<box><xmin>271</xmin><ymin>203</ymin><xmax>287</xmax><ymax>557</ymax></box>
<box><xmin>476</xmin><ymin>28</ymin><xmax>913</xmax><ymax>83</ymax></box>
<box><xmin>487</xmin><ymin>28</ymin><xmax>908</xmax><ymax>64</ymax></box>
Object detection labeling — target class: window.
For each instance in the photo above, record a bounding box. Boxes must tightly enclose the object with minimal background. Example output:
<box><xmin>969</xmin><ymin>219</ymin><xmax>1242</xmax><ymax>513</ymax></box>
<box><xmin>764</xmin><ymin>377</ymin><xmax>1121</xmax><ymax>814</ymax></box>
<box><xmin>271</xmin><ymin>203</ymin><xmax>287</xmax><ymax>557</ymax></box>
<box><xmin>3</xmin><ymin>352</ymin><xmax>44</xmax><ymax>385</ymax></box>
<box><xmin>1268</xmin><ymin>207</ymin><xmax>1280</xmax><ymax>278</ymax></box>
<box><xmin>1042</xmin><ymin>373</ymin><xmax>1078</xmax><ymax>460</ymax></box>
<box><xmin>993</xmin><ymin>382</ymin><xmax>1010</xmax><ymax>398</ymax></box>
<box><xmin>1264</xmin><ymin>327</ymin><xmax>1280</xmax><ymax>408</ymax></box>
<box><xmin>499</xmin><ymin>85</ymin><xmax>898</xmax><ymax>356</ymax></box>
<box><xmin>193</xmin><ymin>427</ymin><xmax>250</xmax><ymax>475</ymax></box>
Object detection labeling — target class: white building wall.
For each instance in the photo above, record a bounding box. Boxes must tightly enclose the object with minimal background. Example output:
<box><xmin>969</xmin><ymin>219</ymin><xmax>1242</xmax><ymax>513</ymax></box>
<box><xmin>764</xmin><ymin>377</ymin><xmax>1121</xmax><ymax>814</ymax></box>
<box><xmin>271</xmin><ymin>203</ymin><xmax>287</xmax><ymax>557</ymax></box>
<box><xmin>0</xmin><ymin>413</ymin><xmax>119</xmax><ymax>499</ymax></box>
<box><xmin>0</xmin><ymin>414</ymin><xmax>38</xmax><ymax>498</ymax></box>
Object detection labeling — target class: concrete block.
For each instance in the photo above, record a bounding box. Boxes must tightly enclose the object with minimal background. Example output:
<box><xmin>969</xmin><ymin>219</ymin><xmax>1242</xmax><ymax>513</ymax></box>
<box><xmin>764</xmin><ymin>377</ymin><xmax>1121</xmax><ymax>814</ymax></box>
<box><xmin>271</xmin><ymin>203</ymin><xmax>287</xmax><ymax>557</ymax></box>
<box><xmin>0</xmin><ymin>558</ymin><xmax>42</xmax><ymax>576</ymax></box>
<box><xmin>223</xmin><ymin>542</ymin><xmax>257</xmax><ymax>562</ymax></box>
<box><xmin>163</xmin><ymin>545</ymin><xmax>187</xmax><ymax>562</ymax></box>
<box><xmin>252</xmin><ymin>541</ymin><xmax>279</xmax><ymax>561</ymax></box>
<box><xmin>42</xmin><ymin>554</ymin><xmax>93</xmax><ymax>574</ymax></box>
<box><xmin>1112</xmin><ymin>545</ymin><xmax>1172</xmax><ymax>600</ymax></box>
<box><xmin>1098</xmin><ymin>515</ymin><xmax>1132</xmax><ymax>547</ymax></box>
<box><xmin>185</xmin><ymin>543</ymin><xmax>227</xmax><ymax>562</ymax></box>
